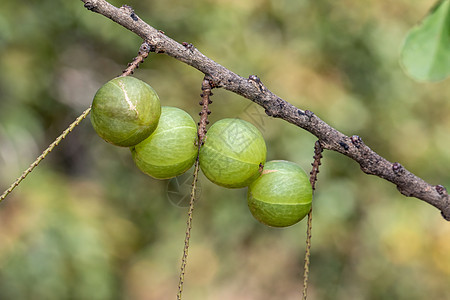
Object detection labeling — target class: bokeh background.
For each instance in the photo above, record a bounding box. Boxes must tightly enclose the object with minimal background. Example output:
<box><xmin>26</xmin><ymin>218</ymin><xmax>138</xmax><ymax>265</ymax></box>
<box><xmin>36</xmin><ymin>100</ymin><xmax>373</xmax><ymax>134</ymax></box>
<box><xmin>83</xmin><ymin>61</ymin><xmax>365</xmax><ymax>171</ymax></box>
<box><xmin>1</xmin><ymin>0</ymin><xmax>449</xmax><ymax>299</ymax></box>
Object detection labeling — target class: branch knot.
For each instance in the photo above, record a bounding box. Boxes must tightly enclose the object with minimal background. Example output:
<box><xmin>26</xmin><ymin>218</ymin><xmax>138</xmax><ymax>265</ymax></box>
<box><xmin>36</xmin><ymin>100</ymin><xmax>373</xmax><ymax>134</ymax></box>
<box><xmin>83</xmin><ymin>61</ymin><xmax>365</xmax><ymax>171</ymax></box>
<box><xmin>83</xmin><ymin>1</ymin><xmax>96</xmax><ymax>11</ymax></box>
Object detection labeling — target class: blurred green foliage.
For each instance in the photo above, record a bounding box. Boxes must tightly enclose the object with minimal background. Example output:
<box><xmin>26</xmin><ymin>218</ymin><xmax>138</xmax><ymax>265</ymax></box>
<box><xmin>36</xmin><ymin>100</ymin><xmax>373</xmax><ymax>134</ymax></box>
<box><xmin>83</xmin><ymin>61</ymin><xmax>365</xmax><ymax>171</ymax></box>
<box><xmin>401</xmin><ymin>0</ymin><xmax>450</xmax><ymax>81</ymax></box>
<box><xmin>0</xmin><ymin>0</ymin><xmax>449</xmax><ymax>299</ymax></box>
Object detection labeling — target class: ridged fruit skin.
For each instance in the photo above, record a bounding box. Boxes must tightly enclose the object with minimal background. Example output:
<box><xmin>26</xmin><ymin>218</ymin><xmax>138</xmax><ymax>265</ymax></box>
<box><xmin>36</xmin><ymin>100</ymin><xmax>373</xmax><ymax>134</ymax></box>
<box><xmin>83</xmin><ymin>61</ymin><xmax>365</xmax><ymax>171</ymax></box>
<box><xmin>248</xmin><ymin>160</ymin><xmax>312</xmax><ymax>227</ymax></box>
<box><xmin>130</xmin><ymin>106</ymin><xmax>198</xmax><ymax>179</ymax></box>
<box><xmin>91</xmin><ymin>76</ymin><xmax>161</xmax><ymax>147</ymax></box>
<box><xmin>199</xmin><ymin>118</ymin><xmax>266</xmax><ymax>188</ymax></box>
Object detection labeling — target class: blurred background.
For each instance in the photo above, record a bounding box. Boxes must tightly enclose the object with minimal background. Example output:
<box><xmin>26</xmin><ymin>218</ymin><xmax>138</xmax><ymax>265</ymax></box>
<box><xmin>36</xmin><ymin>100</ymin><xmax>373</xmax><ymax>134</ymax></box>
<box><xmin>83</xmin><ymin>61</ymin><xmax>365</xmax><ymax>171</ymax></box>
<box><xmin>0</xmin><ymin>0</ymin><xmax>449</xmax><ymax>299</ymax></box>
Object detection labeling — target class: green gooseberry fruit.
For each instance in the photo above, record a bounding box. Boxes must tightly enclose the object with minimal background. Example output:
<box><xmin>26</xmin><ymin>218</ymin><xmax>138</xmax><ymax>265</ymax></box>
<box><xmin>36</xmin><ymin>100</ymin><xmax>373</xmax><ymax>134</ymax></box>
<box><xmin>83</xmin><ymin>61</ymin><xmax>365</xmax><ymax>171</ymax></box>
<box><xmin>130</xmin><ymin>106</ymin><xmax>198</xmax><ymax>179</ymax></box>
<box><xmin>247</xmin><ymin>160</ymin><xmax>312</xmax><ymax>227</ymax></box>
<box><xmin>199</xmin><ymin>118</ymin><xmax>266</xmax><ymax>188</ymax></box>
<box><xmin>91</xmin><ymin>76</ymin><xmax>161</xmax><ymax>147</ymax></box>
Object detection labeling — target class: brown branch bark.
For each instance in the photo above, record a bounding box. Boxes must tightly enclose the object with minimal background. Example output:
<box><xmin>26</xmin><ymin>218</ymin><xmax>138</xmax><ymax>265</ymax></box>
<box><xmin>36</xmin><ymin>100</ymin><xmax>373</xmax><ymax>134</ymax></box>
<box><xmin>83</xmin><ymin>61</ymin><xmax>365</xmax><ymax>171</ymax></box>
<box><xmin>80</xmin><ymin>0</ymin><xmax>450</xmax><ymax>221</ymax></box>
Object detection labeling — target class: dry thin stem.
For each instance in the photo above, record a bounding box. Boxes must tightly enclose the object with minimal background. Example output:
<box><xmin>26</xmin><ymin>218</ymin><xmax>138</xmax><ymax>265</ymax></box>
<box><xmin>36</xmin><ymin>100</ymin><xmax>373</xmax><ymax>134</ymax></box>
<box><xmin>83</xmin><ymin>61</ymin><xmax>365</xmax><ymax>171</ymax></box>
<box><xmin>302</xmin><ymin>211</ymin><xmax>313</xmax><ymax>300</ymax></box>
<box><xmin>79</xmin><ymin>0</ymin><xmax>450</xmax><ymax>220</ymax></box>
<box><xmin>198</xmin><ymin>78</ymin><xmax>213</xmax><ymax>145</ymax></box>
<box><xmin>0</xmin><ymin>107</ymin><xmax>91</xmax><ymax>203</ymax></box>
<box><xmin>309</xmin><ymin>141</ymin><xmax>324</xmax><ymax>191</ymax></box>
<box><xmin>302</xmin><ymin>141</ymin><xmax>323</xmax><ymax>299</ymax></box>
<box><xmin>177</xmin><ymin>78</ymin><xmax>212</xmax><ymax>300</ymax></box>
<box><xmin>121</xmin><ymin>41</ymin><xmax>151</xmax><ymax>76</ymax></box>
<box><xmin>177</xmin><ymin>157</ymin><xmax>200</xmax><ymax>300</ymax></box>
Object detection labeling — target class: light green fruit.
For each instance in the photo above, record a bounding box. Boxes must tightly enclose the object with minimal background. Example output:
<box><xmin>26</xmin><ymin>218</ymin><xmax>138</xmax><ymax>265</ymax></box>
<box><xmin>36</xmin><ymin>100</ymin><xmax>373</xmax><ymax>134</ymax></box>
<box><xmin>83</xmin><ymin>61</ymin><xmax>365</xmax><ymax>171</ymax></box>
<box><xmin>130</xmin><ymin>106</ymin><xmax>198</xmax><ymax>179</ymax></box>
<box><xmin>247</xmin><ymin>160</ymin><xmax>312</xmax><ymax>227</ymax></box>
<box><xmin>91</xmin><ymin>76</ymin><xmax>161</xmax><ymax>147</ymax></box>
<box><xmin>199</xmin><ymin>118</ymin><xmax>266</xmax><ymax>188</ymax></box>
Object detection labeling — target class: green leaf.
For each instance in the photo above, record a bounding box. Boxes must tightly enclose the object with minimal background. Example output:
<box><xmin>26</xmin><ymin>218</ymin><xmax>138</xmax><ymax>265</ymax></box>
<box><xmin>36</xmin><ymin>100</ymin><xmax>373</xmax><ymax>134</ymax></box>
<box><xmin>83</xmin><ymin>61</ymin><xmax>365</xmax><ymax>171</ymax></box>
<box><xmin>400</xmin><ymin>0</ymin><xmax>450</xmax><ymax>82</ymax></box>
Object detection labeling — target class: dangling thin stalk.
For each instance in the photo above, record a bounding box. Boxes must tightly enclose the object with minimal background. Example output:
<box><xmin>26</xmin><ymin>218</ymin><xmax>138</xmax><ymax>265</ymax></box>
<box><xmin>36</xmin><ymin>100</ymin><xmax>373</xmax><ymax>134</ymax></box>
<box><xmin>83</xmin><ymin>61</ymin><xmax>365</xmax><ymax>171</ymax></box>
<box><xmin>302</xmin><ymin>140</ymin><xmax>323</xmax><ymax>299</ymax></box>
<box><xmin>0</xmin><ymin>107</ymin><xmax>91</xmax><ymax>203</ymax></box>
<box><xmin>177</xmin><ymin>78</ymin><xmax>212</xmax><ymax>300</ymax></box>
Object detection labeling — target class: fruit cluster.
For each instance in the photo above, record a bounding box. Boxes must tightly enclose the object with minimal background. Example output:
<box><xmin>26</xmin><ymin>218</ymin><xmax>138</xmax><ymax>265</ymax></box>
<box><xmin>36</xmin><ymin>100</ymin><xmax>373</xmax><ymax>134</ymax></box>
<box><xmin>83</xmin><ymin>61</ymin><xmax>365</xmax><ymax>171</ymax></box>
<box><xmin>91</xmin><ymin>76</ymin><xmax>312</xmax><ymax>227</ymax></box>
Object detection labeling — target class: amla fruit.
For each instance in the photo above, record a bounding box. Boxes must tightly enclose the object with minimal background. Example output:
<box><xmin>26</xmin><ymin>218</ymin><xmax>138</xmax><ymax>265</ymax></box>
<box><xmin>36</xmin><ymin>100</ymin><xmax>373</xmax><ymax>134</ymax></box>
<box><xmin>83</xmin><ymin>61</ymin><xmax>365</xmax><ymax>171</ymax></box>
<box><xmin>91</xmin><ymin>76</ymin><xmax>161</xmax><ymax>147</ymax></box>
<box><xmin>248</xmin><ymin>160</ymin><xmax>312</xmax><ymax>227</ymax></box>
<box><xmin>199</xmin><ymin>118</ymin><xmax>266</xmax><ymax>188</ymax></box>
<box><xmin>131</xmin><ymin>106</ymin><xmax>198</xmax><ymax>179</ymax></box>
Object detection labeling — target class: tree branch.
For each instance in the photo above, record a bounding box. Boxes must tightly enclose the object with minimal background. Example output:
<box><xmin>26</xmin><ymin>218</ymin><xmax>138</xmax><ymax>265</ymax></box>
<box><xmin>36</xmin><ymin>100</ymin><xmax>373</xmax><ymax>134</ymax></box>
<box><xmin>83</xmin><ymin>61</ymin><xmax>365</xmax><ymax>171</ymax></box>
<box><xmin>80</xmin><ymin>0</ymin><xmax>450</xmax><ymax>221</ymax></box>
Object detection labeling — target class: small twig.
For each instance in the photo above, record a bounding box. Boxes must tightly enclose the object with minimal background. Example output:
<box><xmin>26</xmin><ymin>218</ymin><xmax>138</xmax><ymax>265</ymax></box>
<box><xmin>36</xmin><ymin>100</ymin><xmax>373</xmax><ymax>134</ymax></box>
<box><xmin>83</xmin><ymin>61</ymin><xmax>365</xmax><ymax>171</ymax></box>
<box><xmin>177</xmin><ymin>78</ymin><xmax>212</xmax><ymax>300</ymax></box>
<box><xmin>198</xmin><ymin>78</ymin><xmax>213</xmax><ymax>145</ymax></box>
<box><xmin>121</xmin><ymin>41</ymin><xmax>151</xmax><ymax>76</ymax></box>
<box><xmin>302</xmin><ymin>141</ymin><xmax>323</xmax><ymax>300</ymax></box>
<box><xmin>0</xmin><ymin>107</ymin><xmax>91</xmax><ymax>203</ymax></box>
<box><xmin>309</xmin><ymin>141</ymin><xmax>323</xmax><ymax>190</ymax></box>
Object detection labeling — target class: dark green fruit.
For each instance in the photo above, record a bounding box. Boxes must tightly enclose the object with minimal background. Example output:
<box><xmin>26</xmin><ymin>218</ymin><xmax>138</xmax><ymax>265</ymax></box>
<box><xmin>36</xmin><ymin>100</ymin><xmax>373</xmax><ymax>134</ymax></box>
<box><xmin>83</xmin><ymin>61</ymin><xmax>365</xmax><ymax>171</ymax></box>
<box><xmin>199</xmin><ymin>118</ymin><xmax>266</xmax><ymax>188</ymax></box>
<box><xmin>91</xmin><ymin>76</ymin><xmax>161</xmax><ymax>147</ymax></box>
<box><xmin>247</xmin><ymin>160</ymin><xmax>312</xmax><ymax>227</ymax></box>
<box><xmin>130</xmin><ymin>106</ymin><xmax>198</xmax><ymax>179</ymax></box>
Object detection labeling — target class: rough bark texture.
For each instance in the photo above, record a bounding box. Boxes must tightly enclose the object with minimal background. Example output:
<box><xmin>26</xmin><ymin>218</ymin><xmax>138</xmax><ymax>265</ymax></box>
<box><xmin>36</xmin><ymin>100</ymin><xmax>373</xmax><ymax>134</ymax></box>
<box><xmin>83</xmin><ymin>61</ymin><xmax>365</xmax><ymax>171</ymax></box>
<box><xmin>80</xmin><ymin>0</ymin><xmax>450</xmax><ymax>221</ymax></box>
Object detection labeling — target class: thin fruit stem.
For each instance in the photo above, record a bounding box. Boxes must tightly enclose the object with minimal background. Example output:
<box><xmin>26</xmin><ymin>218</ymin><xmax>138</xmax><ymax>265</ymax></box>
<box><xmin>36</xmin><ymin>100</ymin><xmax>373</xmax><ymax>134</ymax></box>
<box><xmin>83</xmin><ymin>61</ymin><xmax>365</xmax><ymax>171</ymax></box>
<box><xmin>177</xmin><ymin>157</ymin><xmax>200</xmax><ymax>300</ymax></box>
<box><xmin>0</xmin><ymin>107</ymin><xmax>91</xmax><ymax>203</ymax></box>
<box><xmin>177</xmin><ymin>78</ymin><xmax>212</xmax><ymax>300</ymax></box>
<box><xmin>121</xmin><ymin>41</ymin><xmax>151</xmax><ymax>77</ymax></box>
<box><xmin>302</xmin><ymin>141</ymin><xmax>323</xmax><ymax>300</ymax></box>
<box><xmin>302</xmin><ymin>209</ymin><xmax>313</xmax><ymax>300</ymax></box>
